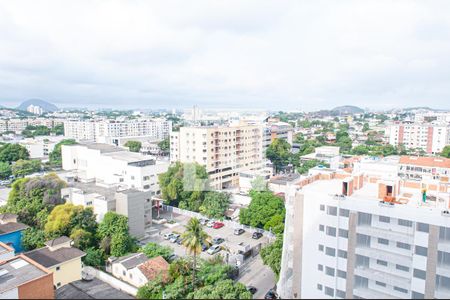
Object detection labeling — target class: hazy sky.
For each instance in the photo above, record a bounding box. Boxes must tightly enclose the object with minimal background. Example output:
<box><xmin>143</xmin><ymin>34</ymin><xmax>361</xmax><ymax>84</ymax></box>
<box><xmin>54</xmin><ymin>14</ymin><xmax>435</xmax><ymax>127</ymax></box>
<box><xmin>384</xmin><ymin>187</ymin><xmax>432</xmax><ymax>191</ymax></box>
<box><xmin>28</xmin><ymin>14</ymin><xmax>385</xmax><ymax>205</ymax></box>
<box><xmin>1</xmin><ymin>0</ymin><xmax>450</xmax><ymax>111</ymax></box>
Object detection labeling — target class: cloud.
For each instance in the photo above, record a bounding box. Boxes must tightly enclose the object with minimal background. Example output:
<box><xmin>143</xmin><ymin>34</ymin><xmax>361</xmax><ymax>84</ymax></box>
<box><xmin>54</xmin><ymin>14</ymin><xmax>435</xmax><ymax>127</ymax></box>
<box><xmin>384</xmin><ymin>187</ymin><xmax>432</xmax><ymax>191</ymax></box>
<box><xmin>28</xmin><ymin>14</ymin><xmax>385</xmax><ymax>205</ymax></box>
<box><xmin>0</xmin><ymin>0</ymin><xmax>450</xmax><ymax>111</ymax></box>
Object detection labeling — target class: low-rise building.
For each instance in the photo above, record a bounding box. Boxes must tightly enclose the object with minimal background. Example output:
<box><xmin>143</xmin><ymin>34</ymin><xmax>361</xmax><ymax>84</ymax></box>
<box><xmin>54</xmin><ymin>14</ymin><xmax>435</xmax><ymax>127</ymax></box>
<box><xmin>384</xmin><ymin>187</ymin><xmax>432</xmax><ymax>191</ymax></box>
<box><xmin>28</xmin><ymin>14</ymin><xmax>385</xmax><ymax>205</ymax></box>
<box><xmin>398</xmin><ymin>156</ymin><xmax>450</xmax><ymax>182</ymax></box>
<box><xmin>0</xmin><ymin>242</ymin><xmax>15</xmax><ymax>261</ymax></box>
<box><xmin>24</xmin><ymin>236</ymin><xmax>85</xmax><ymax>289</ymax></box>
<box><xmin>0</xmin><ymin>214</ymin><xmax>28</xmax><ymax>253</ymax></box>
<box><xmin>0</xmin><ymin>254</ymin><xmax>54</xmax><ymax>299</ymax></box>
<box><xmin>19</xmin><ymin>136</ymin><xmax>65</xmax><ymax>159</ymax></box>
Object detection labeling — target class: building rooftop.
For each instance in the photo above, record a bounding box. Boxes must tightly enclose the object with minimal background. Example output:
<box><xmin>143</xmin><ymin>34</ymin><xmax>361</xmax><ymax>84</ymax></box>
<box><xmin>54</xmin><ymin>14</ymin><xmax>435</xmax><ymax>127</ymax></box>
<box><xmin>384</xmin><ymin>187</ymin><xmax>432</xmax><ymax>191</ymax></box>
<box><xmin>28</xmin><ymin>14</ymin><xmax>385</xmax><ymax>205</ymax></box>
<box><xmin>270</xmin><ymin>173</ymin><xmax>301</xmax><ymax>185</ymax></box>
<box><xmin>399</xmin><ymin>156</ymin><xmax>450</xmax><ymax>168</ymax></box>
<box><xmin>81</xmin><ymin>142</ymin><xmax>125</xmax><ymax>154</ymax></box>
<box><xmin>0</xmin><ymin>242</ymin><xmax>14</xmax><ymax>256</ymax></box>
<box><xmin>137</xmin><ymin>256</ymin><xmax>169</xmax><ymax>282</ymax></box>
<box><xmin>0</xmin><ymin>222</ymin><xmax>28</xmax><ymax>235</ymax></box>
<box><xmin>0</xmin><ymin>213</ymin><xmax>18</xmax><ymax>222</ymax></box>
<box><xmin>55</xmin><ymin>278</ymin><xmax>134</xmax><ymax>299</ymax></box>
<box><xmin>102</xmin><ymin>151</ymin><xmax>155</xmax><ymax>163</ymax></box>
<box><xmin>66</xmin><ymin>181</ymin><xmax>143</xmax><ymax>199</ymax></box>
<box><xmin>24</xmin><ymin>245</ymin><xmax>85</xmax><ymax>268</ymax></box>
<box><xmin>114</xmin><ymin>252</ymin><xmax>148</xmax><ymax>270</ymax></box>
<box><xmin>44</xmin><ymin>236</ymin><xmax>72</xmax><ymax>247</ymax></box>
<box><xmin>0</xmin><ymin>255</ymin><xmax>50</xmax><ymax>293</ymax></box>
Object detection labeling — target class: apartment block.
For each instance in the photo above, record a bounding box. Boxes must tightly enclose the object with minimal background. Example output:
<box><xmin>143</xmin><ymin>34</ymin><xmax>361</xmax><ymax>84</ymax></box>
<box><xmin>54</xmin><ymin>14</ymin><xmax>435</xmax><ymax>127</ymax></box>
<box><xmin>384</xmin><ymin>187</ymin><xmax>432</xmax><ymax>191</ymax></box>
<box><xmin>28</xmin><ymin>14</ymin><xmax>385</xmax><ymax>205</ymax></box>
<box><xmin>64</xmin><ymin>119</ymin><xmax>171</xmax><ymax>145</ymax></box>
<box><xmin>61</xmin><ymin>142</ymin><xmax>169</xmax><ymax>194</ymax></box>
<box><xmin>170</xmin><ymin>123</ymin><xmax>263</xmax><ymax>189</ymax></box>
<box><xmin>278</xmin><ymin>161</ymin><xmax>450</xmax><ymax>299</ymax></box>
<box><xmin>262</xmin><ymin>120</ymin><xmax>293</xmax><ymax>151</ymax></box>
<box><xmin>0</xmin><ymin>118</ymin><xmax>63</xmax><ymax>134</ymax></box>
<box><xmin>386</xmin><ymin>123</ymin><xmax>450</xmax><ymax>154</ymax></box>
<box><xmin>0</xmin><ymin>254</ymin><xmax>54</xmax><ymax>299</ymax></box>
<box><xmin>19</xmin><ymin>136</ymin><xmax>66</xmax><ymax>159</ymax></box>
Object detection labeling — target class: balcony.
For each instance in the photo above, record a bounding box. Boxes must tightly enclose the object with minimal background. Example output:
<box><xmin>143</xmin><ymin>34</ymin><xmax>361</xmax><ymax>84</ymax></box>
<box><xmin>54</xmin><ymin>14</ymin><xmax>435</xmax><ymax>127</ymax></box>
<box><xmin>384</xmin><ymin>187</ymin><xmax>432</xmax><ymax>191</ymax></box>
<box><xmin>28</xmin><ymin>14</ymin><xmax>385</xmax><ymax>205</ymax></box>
<box><xmin>354</xmin><ymin>267</ymin><xmax>411</xmax><ymax>289</ymax></box>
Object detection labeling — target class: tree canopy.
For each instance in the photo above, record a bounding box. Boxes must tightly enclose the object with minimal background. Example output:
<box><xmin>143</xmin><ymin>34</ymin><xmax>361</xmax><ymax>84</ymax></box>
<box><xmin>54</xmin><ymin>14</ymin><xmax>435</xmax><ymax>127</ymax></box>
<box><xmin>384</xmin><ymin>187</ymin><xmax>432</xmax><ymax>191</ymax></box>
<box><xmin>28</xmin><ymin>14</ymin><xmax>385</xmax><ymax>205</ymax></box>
<box><xmin>124</xmin><ymin>140</ymin><xmax>142</xmax><ymax>152</ymax></box>
<box><xmin>260</xmin><ymin>234</ymin><xmax>283</xmax><ymax>279</ymax></box>
<box><xmin>199</xmin><ymin>191</ymin><xmax>230</xmax><ymax>219</ymax></box>
<box><xmin>0</xmin><ymin>143</ymin><xmax>29</xmax><ymax>164</ymax></box>
<box><xmin>140</xmin><ymin>242</ymin><xmax>173</xmax><ymax>261</ymax></box>
<box><xmin>266</xmin><ymin>138</ymin><xmax>291</xmax><ymax>173</ymax></box>
<box><xmin>442</xmin><ymin>145</ymin><xmax>450</xmax><ymax>158</ymax></box>
<box><xmin>11</xmin><ymin>159</ymin><xmax>41</xmax><ymax>177</ymax></box>
<box><xmin>98</xmin><ymin>211</ymin><xmax>136</xmax><ymax>257</ymax></box>
<box><xmin>49</xmin><ymin>139</ymin><xmax>77</xmax><ymax>167</ymax></box>
<box><xmin>0</xmin><ymin>162</ymin><xmax>12</xmax><ymax>180</ymax></box>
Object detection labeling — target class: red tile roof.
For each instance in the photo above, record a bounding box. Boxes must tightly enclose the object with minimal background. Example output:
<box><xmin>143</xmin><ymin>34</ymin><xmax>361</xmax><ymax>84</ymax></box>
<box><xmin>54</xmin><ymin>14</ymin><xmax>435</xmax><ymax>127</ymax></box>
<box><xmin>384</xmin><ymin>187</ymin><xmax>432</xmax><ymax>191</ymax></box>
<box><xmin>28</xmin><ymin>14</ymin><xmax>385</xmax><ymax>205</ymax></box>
<box><xmin>137</xmin><ymin>256</ymin><xmax>169</xmax><ymax>282</ymax></box>
<box><xmin>399</xmin><ymin>156</ymin><xmax>450</xmax><ymax>168</ymax></box>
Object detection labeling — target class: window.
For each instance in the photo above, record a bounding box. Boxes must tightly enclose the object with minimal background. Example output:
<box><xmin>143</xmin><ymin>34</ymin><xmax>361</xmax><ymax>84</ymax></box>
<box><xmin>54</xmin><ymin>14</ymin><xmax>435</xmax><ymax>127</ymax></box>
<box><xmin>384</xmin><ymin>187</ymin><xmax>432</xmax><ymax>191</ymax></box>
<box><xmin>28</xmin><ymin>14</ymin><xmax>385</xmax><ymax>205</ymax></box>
<box><xmin>339</xmin><ymin>229</ymin><xmax>348</xmax><ymax>238</ymax></box>
<box><xmin>438</xmin><ymin>251</ymin><xmax>450</xmax><ymax>266</ymax></box>
<box><xmin>417</xmin><ymin>222</ymin><xmax>429</xmax><ymax>233</ymax></box>
<box><xmin>327</xmin><ymin>206</ymin><xmax>337</xmax><ymax>216</ymax></box>
<box><xmin>318</xmin><ymin>244</ymin><xmax>324</xmax><ymax>252</ymax></box>
<box><xmin>320</xmin><ymin>204</ymin><xmax>325</xmax><ymax>211</ymax></box>
<box><xmin>338</xmin><ymin>250</ymin><xmax>347</xmax><ymax>259</ymax></box>
<box><xmin>375</xmin><ymin>281</ymin><xmax>386</xmax><ymax>287</ymax></box>
<box><xmin>123</xmin><ymin>271</ymin><xmax>126</xmax><ymax>276</ymax></box>
<box><xmin>398</xmin><ymin>219</ymin><xmax>413</xmax><ymax>227</ymax></box>
<box><xmin>337</xmin><ymin>270</ymin><xmax>346</xmax><ymax>279</ymax></box>
<box><xmin>336</xmin><ymin>289</ymin><xmax>346</xmax><ymax>298</ymax></box>
<box><xmin>339</xmin><ymin>208</ymin><xmax>349</xmax><ymax>217</ymax></box>
<box><xmin>415</xmin><ymin>246</ymin><xmax>428</xmax><ymax>256</ymax></box>
<box><xmin>56</xmin><ymin>266</ymin><xmax>60</xmax><ymax>271</ymax></box>
<box><xmin>411</xmin><ymin>292</ymin><xmax>424</xmax><ymax>299</ymax></box>
<box><xmin>324</xmin><ymin>287</ymin><xmax>334</xmax><ymax>297</ymax></box>
<box><xmin>57</xmin><ymin>282</ymin><xmax>61</xmax><ymax>287</ymax></box>
<box><xmin>317</xmin><ymin>284</ymin><xmax>323</xmax><ymax>291</ymax></box>
<box><xmin>377</xmin><ymin>259</ymin><xmax>388</xmax><ymax>266</ymax></box>
<box><xmin>396</xmin><ymin>242</ymin><xmax>411</xmax><ymax>250</ymax></box>
<box><xmin>325</xmin><ymin>267</ymin><xmax>335</xmax><ymax>276</ymax></box>
<box><xmin>394</xmin><ymin>286</ymin><xmax>408</xmax><ymax>294</ymax></box>
<box><xmin>396</xmin><ymin>264</ymin><xmax>409</xmax><ymax>272</ymax></box>
<box><xmin>413</xmin><ymin>268</ymin><xmax>426</xmax><ymax>280</ymax></box>
<box><xmin>378</xmin><ymin>238</ymin><xmax>389</xmax><ymax>245</ymax></box>
<box><xmin>325</xmin><ymin>247</ymin><xmax>336</xmax><ymax>257</ymax></box>
<box><xmin>379</xmin><ymin>216</ymin><xmax>390</xmax><ymax>223</ymax></box>
<box><xmin>326</xmin><ymin>226</ymin><xmax>336</xmax><ymax>237</ymax></box>
<box><xmin>319</xmin><ymin>224</ymin><xmax>325</xmax><ymax>232</ymax></box>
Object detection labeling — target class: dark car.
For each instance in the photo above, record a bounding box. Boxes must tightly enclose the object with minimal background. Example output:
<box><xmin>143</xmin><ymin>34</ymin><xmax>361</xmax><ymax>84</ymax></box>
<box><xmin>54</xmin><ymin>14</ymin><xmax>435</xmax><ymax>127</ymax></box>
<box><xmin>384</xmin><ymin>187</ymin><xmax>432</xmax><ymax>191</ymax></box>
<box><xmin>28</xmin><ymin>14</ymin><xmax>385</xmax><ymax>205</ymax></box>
<box><xmin>234</xmin><ymin>228</ymin><xmax>245</xmax><ymax>235</ymax></box>
<box><xmin>212</xmin><ymin>237</ymin><xmax>225</xmax><ymax>244</ymax></box>
<box><xmin>201</xmin><ymin>243</ymin><xmax>208</xmax><ymax>251</ymax></box>
<box><xmin>252</xmin><ymin>232</ymin><xmax>263</xmax><ymax>239</ymax></box>
<box><xmin>247</xmin><ymin>286</ymin><xmax>257</xmax><ymax>295</ymax></box>
<box><xmin>176</xmin><ymin>236</ymin><xmax>183</xmax><ymax>245</ymax></box>
<box><xmin>264</xmin><ymin>289</ymin><xmax>278</xmax><ymax>299</ymax></box>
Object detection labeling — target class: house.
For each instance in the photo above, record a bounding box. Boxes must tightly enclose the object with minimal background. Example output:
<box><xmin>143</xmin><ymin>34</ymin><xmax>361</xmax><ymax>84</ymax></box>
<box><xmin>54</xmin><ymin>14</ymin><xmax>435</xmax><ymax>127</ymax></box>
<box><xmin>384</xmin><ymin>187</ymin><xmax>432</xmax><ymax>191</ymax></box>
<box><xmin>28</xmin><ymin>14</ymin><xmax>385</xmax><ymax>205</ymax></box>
<box><xmin>0</xmin><ymin>213</ymin><xmax>28</xmax><ymax>253</ymax></box>
<box><xmin>24</xmin><ymin>236</ymin><xmax>85</xmax><ymax>289</ymax></box>
<box><xmin>0</xmin><ymin>254</ymin><xmax>54</xmax><ymax>299</ymax></box>
<box><xmin>109</xmin><ymin>253</ymin><xmax>169</xmax><ymax>287</ymax></box>
<box><xmin>0</xmin><ymin>241</ymin><xmax>15</xmax><ymax>261</ymax></box>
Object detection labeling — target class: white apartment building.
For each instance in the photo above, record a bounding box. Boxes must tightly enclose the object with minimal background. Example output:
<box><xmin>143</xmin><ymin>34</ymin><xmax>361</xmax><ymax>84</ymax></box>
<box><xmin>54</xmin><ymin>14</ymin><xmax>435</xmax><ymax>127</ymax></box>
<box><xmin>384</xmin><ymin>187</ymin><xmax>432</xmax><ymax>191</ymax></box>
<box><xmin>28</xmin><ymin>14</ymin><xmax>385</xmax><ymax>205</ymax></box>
<box><xmin>415</xmin><ymin>112</ymin><xmax>450</xmax><ymax>124</ymax></box>
<box><xmin>170</xmin><ymin>123</ymin><xmax>263</xmax><ymax>189</ymax></box>
<box><xmin>27</xmin><ymin>105</ymin><xmax>44</xmax><ymax>115</ymax></box>
<box><xmin>19</xmin><ymin>136</ymin><xmax>65</xmax><ymax>159</ymax></box>
<box><xmin>64</xmin><ymin>119</ymin><xmax>171</xmax><ymax>145</ymax></box>
<box><xmin>262</xmin><ymin>121</ymin><xmax>294</xmax><ymax>151</ymax></box>
<box><xmin>0</xmin><ymin>118</ymin><xmax>64</xmax><ymax>134</ymax></box>
<box><xmin>278</xmin><ymin>165</ymin><xmax>450</xmax><ymax>299</ymax></box>
<box><xmin>386</xmin><ymin>123</ymin><xmax>450</xmax><ymax>154</ymax></box>
<box><xmin>61</xmin><ymin>142</ymin><xmax>169</xmax><ymax>194</ymax></box>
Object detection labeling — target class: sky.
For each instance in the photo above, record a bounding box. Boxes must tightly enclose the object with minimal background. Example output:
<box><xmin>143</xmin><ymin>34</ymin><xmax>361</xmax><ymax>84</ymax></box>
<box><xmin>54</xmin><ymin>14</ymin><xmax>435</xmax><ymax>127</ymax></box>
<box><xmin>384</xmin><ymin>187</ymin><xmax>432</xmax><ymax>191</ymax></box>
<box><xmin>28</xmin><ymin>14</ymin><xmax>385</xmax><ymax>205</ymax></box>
<box><xmin>1</xmin><ymin>0</ymin><xmax>450</xmax><ymax>111</ymax></box>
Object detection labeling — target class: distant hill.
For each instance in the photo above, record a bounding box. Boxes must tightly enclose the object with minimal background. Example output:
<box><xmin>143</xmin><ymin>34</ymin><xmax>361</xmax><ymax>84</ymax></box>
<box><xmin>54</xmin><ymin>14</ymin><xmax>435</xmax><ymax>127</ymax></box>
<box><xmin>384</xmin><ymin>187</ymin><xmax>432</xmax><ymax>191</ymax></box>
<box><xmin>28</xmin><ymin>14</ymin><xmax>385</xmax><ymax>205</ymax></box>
<box><xmin>331</xmin><ymin>105</ymin><xmax>364</xmax><ymax>114</ymax></box>
<box><xmin>17</xmin><ymin>99</ymin><xmax>58</xmax><ymax>112</ymax></box>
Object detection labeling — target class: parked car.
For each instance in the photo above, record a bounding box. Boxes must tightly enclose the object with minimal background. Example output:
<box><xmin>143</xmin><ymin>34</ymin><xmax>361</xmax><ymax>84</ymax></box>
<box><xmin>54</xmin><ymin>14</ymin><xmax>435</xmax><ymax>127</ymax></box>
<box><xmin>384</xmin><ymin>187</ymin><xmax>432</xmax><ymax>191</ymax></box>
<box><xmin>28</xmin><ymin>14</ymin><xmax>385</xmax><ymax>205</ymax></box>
<box><xmin>201</xmin><ymin>243</ymin><xmax>209</xmax><ymax>251</ymax></box>
<box><xmin>170</xmin><ymin>234</ymin><xmax>180</xmax><ymax>243</ymax></box>
<box><xmin>163</xmin><ymin>233</ymin><xmax>174</xmax><ymax>240</ymax></box>
<box><xmin>200</xmin><ymin>218</ymin><xmax>209</xmax><ymax>225</ymax></box>
<box><xmin>247</xmin><ymin>286</ymin><xmax>257</xmax><ymax>295</ymax></box>
<box><xmin>207</xmin><ymin>244</ymin><xmax>221</xmax><ymax>255</ymax></box>
<box><xmin>212</xmin><ymin>237</ymin><xmax>224</xmax><ymax>244</ymax></box>
<box><xmin>213</xmin><ymin>222</ymin><xmax>224</xmax><ymax>229</ymax></box>
<box><xmin>168</xmin><ymin>254</ymin><xmax>178</xmax><ymax>262</ymax></box>
<box><xmin>176</xmin><ymin>236</ymin><xmax>183</xmax><ymax>245</ymax></box>
<box><xmin>206</xmin><ymin>220</ymin><xmax>215</xmax><ymax>227</ymax></box>
<box><xmin>264</xmin><ymin>289</ymin><xmax>278</xmax><ymax>299</ymax></box>
<box><xmin>234</xmin><ymin>228</ymin><xmax>245</xmax><ymax>235</ymax></box>
<box><xmin>252</xmin><ymin>232</ymin><xmax>263</xmax><ymax>239</ymax></box>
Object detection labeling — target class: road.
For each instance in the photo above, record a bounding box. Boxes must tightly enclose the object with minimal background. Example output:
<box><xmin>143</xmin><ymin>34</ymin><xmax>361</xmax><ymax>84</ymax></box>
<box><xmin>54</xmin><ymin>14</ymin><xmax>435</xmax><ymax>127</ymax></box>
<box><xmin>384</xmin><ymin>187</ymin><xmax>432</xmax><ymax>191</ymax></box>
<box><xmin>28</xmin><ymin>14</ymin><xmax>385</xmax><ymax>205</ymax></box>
<box><xmin>237</xmin><ymin>255</ymin><xmax>276</xmax><ymax>299</ymax></box>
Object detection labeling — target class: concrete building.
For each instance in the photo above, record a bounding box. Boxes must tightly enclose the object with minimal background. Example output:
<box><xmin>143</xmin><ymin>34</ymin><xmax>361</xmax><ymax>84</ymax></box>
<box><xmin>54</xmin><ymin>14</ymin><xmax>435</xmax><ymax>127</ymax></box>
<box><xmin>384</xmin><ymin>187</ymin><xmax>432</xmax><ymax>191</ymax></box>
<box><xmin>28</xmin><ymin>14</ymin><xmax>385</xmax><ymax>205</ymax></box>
<box><xmin>24</xmin><ymin>236</ymin><xmax>85</xmax><ymax>289</ymax></box>
<box><xmin>0</xmin><ymin>242</ymin><xmax>15</xmax><ymax>261</ymax></box>
<box><xmin>64</xmin><ymin>119</ymin><xmax>171</xmax><ymax>145</ymax></box>
<box><xmin>19</xmin><ymin>136</ymin><xmax>65</xmax><ymax>159</ymax></box>
<box><xmin>398</xmin><ymin>156</ymin><xmax>450</xmax><ymax>182</ymax></box>
<box><xmin>0</xmin><ymin>254</ymin><xmax>54</xmax><ymax>299</ymax></box>
<box><xmin>300</xmin><ymin>146</ymin><xmax>341</xmax><ymax>169</ymax></box>
<box><xmin>0</xmin><ymin>214</ymin><xmax>28</xmax><ymax>253</ymax></box>
<box><xmin>170</xmin><ymin>123</ymin><xmax>263</xmax><ymax>190</ymax></box>
<box><xmin>262</xmin><ymin>121</ymin><xmax>294</xmax><ymax>151</ymax></box>
<box><xmin>27</xmin><ymin>105</ymin><xmax>44</xmax><ymax>115</ymax></box>
<box><xmin>108</xmin><ymin>253</ymin><xmax>169</xmax><ymax>288</ymax></box>
<box><xmin>61</xmin><ymin>142</ymin><xmax>169</xmax><ymax>194</ymax></box>
<box><xmin>386</xmin><ymin>123</ymin><xmax>450</xmax><ymax>154</ymax></box>
<box><xmin>414</xmin><ymin>112</ymin><xmax>450</xmax><ymax>124</ymax></box>
<box><xmin>0</xmin><ymin>118</ymin><xmax>63</xmax><ymax>134</ymax></box>
<box><xmin>277</xmin><ymin>160</ymin><xmax>450</xmax><ymax>299</ymax></box>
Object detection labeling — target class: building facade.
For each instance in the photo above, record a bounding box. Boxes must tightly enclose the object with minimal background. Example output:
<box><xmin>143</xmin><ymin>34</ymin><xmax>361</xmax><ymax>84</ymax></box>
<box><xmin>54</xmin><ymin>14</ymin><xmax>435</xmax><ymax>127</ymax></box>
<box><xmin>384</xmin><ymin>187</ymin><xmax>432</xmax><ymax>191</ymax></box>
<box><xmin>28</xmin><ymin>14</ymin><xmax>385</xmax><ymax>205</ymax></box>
<box><xmin>170</xmin><ymin>123</ymin><xmax>263</xmax><ymax>190</ymax></box>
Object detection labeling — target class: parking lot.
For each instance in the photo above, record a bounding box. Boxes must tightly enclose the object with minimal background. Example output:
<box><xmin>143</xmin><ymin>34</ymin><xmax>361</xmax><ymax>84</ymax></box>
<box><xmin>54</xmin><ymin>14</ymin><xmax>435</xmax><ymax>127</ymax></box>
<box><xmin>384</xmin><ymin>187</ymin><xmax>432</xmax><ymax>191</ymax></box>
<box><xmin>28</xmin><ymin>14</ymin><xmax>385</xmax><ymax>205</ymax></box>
<box><xmin>140</xmin><ymin>210</ymin><xmax>271</xmax><ymax>262</ymax></box>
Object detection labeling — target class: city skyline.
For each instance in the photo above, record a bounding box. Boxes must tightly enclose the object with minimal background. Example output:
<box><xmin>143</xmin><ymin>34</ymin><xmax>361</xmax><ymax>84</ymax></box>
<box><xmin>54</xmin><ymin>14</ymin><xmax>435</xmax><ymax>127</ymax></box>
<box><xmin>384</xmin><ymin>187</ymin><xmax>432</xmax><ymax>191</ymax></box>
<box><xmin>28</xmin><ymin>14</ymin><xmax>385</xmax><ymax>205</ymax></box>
<box><xmin>1</xmin><ymin>1</ymin><xmax>450</xmax><ymax>110</ymax></box>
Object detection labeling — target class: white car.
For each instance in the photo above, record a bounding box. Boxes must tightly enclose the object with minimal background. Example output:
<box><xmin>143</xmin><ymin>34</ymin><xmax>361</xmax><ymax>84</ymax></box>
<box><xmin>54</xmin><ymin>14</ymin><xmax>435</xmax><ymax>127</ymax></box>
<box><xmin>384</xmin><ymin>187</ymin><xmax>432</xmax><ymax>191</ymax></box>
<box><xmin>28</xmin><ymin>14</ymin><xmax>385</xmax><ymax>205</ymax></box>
<box><xmin>170</xmin><ymin>234</ymin><xmax>180</xmax><ymax>243</ymax></box>
<box><xmin>163</xmin><ymin>233</ymin><xmax>174</xmax><ymax>240</ymax></box>
<box><xmin>207</xmin><ymin>244</ymin><xmax>221</xmax><ymax>255</ymax></box>
<box><xmin>206</xmin><ymin>220</ymin><xmax>215</xmax><ymax>228</ymax></box>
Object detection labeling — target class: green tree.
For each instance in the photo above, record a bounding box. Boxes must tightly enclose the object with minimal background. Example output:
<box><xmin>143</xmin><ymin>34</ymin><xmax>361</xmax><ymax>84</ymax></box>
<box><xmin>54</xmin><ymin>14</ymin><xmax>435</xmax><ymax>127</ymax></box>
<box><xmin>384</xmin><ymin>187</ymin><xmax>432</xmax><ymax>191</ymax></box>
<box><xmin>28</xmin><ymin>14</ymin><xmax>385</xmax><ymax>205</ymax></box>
<box><xmin>83</xmin><ymin>247</ymin><xmax>106</xmax><ymax>268</ymax></box>
<box><xmin>137</xmin><ymin>277</ymin><xmax>165</xmax><ymax>299</ymax></box>
<box><xmin>45</xmin><ymin>203</ymin><xmax>80</xmax><ymax>236</ymax></box>
<box><xmin>51</xmin><ymin>124</ymin><xmax>65</xmax><ymax>135</ymax></box>
<box><xmin>11</xmin><ymin>159</ymin><xmax>41</xmax><ymax>177</ymax></box>
<box><xmin>239</xmin><ymin>191</ymin><xmax>285</xmax><ymax>229</ymax></box>
<box><xmin>158</xmin><ymin>137</ymin><xmax>170</xmax><ymax>155</ymax></box>
<box><xmin>49</xmin><ymin>139</ymin><xmax>77</xmax><ymax>167</ymax></box>
<box><xmin>0</xmin><ymin>143</ymin><xmax>30</xmax><ymax>163</ymax></box>
<box><xmin>266</xmin><ymin>138</ymin><xmax>292</xmax><ymax>173</ymax></box>
<box><xmin>362</xmin><ymin>123</ymin><xmax>370</xmax><ymax>132</ymax></box>
<box><xmin>22</xmin><ymin>227</ymin><xmax>47</xmax><ymax>251</ymax></box>
<box><xmin>98</xmin><ymin>212</ymin><xmax>135</xmax><ymax>256</ymax></box>
<box><xmin>441</xmin><ymin>145</ymin><xmax>450</xmax><ymax>158</ymax></box>
<box><xmin>70</xmin><ymin>228</ymin><xmax>96</xmax><ymax>251</ymax></box>
<box><xmin>260</xmin><ymin>235</ymin><xmax>283</xmax><ymax>278</ymax></box>
<box><xmin>188</xmin><ymin>279</ymin><xmax>252</xmax><ymax>299</ymax></box>
<box><xmin>124</xmin><ymin>140</ymin><xmax>142</xmax><ymax>152</ymax></box>
<box><xmin>250</xmin><ymin>175</ymin><xmax>268</xmax><ymax>192</ymax></box>
<box><xmin>181</xmin><ymin>218</ymin><xmax>210</xmax><ymax>288</ymax></box>
<box><xmin>141</xmin><ymin>242</ymin><xmax>173</xmax><ymax>261</ymax></box>
<box><xmin>296</xmin><ymin>159</ymin><xmax>328</xmax><ymax>175</ymax></box>
<box><xmin>199</xmin><ymin>192</ymin><xmax>230</xmax><ymax>219</ymax></box>
<box><xmin>0</xmin><ymin>162</ymin><xmax>11</xmax><ymax>180</ymax></box>
<box><xmin>352</xmin><ymin>144</ymin><xmax>369</xmax><ymax>155</ymax></box>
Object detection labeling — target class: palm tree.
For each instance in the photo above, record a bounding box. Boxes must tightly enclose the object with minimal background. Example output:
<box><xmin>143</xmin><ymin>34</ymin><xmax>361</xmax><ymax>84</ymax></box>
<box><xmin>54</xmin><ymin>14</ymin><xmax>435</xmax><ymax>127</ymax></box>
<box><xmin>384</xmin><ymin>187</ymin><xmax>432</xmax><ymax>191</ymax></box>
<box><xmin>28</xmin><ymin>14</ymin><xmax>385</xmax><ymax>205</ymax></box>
<box><xmin>181</xmin><ymin>217</ymin><xmax>210</xmax><ymax>288</ymax></box>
